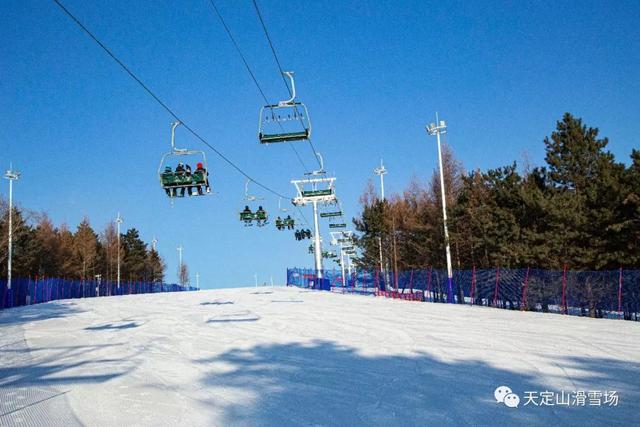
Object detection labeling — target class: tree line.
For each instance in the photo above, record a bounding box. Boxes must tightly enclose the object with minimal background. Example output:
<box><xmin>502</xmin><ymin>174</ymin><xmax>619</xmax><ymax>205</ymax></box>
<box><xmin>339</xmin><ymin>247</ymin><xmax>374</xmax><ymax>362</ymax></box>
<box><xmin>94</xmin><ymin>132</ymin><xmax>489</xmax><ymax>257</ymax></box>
<box><xmin>0</xmin><ymin>207</ymin><xmax>166</xmax><ymax>284</ymax></box>
<box><xmin>354</xmin><ymin>113</ymin><xmax>640</xmax><ymax>272</ymax></box>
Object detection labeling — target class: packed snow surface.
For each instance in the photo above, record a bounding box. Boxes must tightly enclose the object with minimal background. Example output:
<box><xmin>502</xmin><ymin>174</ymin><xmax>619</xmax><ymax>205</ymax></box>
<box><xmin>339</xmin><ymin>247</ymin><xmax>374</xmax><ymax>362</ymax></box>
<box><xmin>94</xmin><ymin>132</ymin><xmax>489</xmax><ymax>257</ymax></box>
<box><xmin>1</xmin><ymin>287</ymin><xmax>639</xmax><ymax>426</ymax></box>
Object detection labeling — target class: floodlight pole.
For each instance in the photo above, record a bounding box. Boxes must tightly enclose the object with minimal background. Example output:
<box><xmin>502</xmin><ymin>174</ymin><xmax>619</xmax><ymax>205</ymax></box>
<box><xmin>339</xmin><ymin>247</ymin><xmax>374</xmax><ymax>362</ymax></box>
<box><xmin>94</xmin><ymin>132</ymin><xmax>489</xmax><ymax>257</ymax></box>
<box><xmin>373</xmin><ymin>159</ymin><xmax>387</xmax><ymax>200</ymax></box>
<box><xmin>426</xmin><ymin>114</ymin><xmax>454</xmax><ymax>303</ymax></box>
<box><xmin>373</xmin><ymin>159</ymin><xmax>387</xmax><ymax>274</ymax></box>
<box><xmin>339</xmin><ymin>246</ymin><xmax>346</xmax><ymax>287</ymax></box>
<box><xmin>5</xmin><ymin>168</ymin><xmax>20</xmax><ymax>291</ymax></box>
<box><xmin>177</xmin><ymin>244</ymin><xmax>183</xmax><ymax>285</ymax></box>
<box><xmin>116</xmin><ymin>213</ymin><xmax>123</xmax><ymax>289</ymax></box>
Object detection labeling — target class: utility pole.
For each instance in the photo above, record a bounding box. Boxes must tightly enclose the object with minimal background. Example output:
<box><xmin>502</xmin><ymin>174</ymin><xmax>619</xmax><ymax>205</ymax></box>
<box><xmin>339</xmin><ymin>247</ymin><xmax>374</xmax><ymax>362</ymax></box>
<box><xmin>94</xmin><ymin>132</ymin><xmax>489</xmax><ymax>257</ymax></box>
<box><xmin>426</xmin><ymin>114</ymin><xmax>454</xmax><ymax>303</ymax></box>
<box><xmin>4</xmin><ymin>167</ymin><xmax>20</xmax><ymax>291</ymax></box>
<box><xmin>116</xmin><ymin>213</ymin><xmax>123</xmax><ymax>289</ymax></box>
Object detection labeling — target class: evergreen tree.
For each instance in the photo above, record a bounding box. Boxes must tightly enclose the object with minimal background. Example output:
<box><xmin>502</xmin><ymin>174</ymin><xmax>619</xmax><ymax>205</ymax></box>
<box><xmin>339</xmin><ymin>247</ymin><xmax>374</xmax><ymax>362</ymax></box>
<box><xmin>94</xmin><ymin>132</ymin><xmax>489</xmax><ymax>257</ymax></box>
<box><xmin>122</xmin><ymin>228</ymin><xmax>148</xmax><ymax>281</ymax></box>
<box><xmin>145</xmin><ymin>249</ymin><xmax>165</xmax><ymax>283</ymax></box>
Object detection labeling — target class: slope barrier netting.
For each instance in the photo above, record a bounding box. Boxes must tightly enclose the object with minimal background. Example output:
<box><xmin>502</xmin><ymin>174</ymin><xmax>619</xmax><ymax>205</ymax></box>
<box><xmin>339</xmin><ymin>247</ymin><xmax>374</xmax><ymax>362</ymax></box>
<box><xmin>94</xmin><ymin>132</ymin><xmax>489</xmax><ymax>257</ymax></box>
<box><xmin>0</xmin><ymin>278</ymin><xmax>197</xmax><ymax>310</ymax></box>
<box><xmin>286</xmin><ymin>267</ymin><xmax>640</xmax><ymax>321</ymax></box>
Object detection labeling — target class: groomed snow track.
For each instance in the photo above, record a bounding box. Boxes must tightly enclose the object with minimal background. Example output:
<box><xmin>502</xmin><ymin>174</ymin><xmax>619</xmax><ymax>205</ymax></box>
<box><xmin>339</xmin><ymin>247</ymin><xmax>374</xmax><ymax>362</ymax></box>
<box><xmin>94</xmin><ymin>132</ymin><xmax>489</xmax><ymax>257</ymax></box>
<box><xmin>1</xmin><ymin>287</ymin><xmax>638</xmax><ymax>426</ymax></box>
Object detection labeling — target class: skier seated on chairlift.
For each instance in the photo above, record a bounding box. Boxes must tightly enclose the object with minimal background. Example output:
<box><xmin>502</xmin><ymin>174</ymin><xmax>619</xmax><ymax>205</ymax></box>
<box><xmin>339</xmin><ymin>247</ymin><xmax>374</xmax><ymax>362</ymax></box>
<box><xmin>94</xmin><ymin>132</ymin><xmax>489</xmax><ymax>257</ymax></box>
<box><xmin>240</xmin><ymin>205</ymin><xmax>253</xmax><ymax>221</ymax></box>
<box><xmin>305</xmin><ymin>229</ymin><xmax>312</xmax><ymax>239</ymax></box>
<box><xmin>285</xmin><ymin>215</ymin><xmax>294</xmax><ymax>229</ymax></box>
<box><xmin>195</xmin><ymin>162</ymin><xmax>211</xmax><ymax>195</ymax></box>
<box><xmin>162</xmin><ymin>166</ymin><xmax>174</xmax><ymax>197</ymax></box>
<box><xmin>174</xmin><ymin>163</ymin><xmax>185</xmax><ymax>196</ymax></box>
<box><xmin>275</xmin><ymin>216</ymin><xmax>283</xmax><ymax>230</ymax></box>
<box><xmin>255</xmin><ymin>206</ymin><xmax>267</xmax><ymax>225</ymax></box>
<box><xmin>183</xmin><ymin>164</ymin><xmax>193</xmax><ymax>197</ymax></box>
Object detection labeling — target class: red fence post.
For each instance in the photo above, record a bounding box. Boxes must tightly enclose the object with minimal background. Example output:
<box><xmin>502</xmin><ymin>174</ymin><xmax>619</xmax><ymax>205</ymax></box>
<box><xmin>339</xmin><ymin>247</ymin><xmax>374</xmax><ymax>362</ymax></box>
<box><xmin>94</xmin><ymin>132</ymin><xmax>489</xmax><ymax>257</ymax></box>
<box><xmin>521</xmin><ymin>267</ymin><xmax>530</xmax><ymax>311</ymax></box>
<box><xmin>561</xmin><ymin>264</ymin><xmax>568</xmax><ymax>314</ymax></box>
<box><xmin>470</xmin><ymin>266</ymin><xmax>476</xmax><ymax>306</ymax></box>
<box><xmin>618</xmin><ymin>267</ymin><xmax>623</xmax><ymax>318</ymax></box>
<box><xmin>492</xmin><ymin>267</ymin><xmax>501</xmax><ymax>308</ymax></box>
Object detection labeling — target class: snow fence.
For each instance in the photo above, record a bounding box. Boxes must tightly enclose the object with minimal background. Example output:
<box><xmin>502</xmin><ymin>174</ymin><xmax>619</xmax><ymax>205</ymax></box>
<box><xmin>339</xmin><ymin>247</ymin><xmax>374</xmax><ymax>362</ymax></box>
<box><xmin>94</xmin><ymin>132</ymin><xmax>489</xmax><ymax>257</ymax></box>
<box><xmin>286</xmin><ymin>267</ymin><xmax>640</xmax><ymax>321</ymax></box>
<box><xmin>0</xmin><ymin>277</ymin><xmax>197</xmax><ymax>310</ymax></box>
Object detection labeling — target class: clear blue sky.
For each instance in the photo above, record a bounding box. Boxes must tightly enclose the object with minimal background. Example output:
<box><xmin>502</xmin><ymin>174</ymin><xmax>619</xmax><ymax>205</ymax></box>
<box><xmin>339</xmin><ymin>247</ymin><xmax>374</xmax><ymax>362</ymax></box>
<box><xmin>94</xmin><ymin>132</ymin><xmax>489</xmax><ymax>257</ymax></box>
<box><xmin>1</xmin><ymin>0</ymin><xmax>638</xmax><ymax>288</ymax></box>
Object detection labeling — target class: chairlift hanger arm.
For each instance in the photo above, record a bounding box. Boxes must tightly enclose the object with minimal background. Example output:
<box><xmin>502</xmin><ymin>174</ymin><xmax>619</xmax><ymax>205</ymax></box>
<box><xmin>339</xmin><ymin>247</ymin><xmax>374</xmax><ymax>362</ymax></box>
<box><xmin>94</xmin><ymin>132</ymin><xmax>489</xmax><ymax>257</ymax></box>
<box><xmin>278</xmin><ymin>71</ymin><xmax>296</xmax><ymax>106</ymax></box>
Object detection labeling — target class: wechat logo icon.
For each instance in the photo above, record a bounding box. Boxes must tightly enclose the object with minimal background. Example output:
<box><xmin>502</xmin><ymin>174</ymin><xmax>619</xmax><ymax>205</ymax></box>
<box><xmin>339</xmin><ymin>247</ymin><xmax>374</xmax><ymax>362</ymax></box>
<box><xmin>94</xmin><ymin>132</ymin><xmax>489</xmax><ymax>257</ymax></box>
<box><xmin>495</xmin><ymin>386</ymin><xmax>520</xmax><ymax>408</ymax></box>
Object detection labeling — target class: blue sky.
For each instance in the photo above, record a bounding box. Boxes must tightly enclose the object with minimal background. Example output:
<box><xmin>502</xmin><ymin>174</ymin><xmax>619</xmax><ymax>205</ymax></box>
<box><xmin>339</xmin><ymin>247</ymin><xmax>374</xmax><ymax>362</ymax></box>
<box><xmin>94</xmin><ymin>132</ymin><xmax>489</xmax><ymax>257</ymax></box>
<box><xmin>1</xmin><ymin>0</ymin><xmax>639</xmax><ymax>288</ymax></box>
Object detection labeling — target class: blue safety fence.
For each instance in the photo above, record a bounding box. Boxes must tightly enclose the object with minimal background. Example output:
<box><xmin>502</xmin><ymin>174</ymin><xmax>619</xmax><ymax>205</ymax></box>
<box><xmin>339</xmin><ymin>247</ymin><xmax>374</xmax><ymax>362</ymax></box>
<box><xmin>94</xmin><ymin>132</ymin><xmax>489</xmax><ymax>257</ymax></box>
<box><xmin>0</xmin><ymin>277</ymin><xmax>197</xmax><ymax>310</ymax></box>
<box><xmin>286</xmin><ymin>267</ymin><xmax>640</xmax><ymax>321</ymax></box>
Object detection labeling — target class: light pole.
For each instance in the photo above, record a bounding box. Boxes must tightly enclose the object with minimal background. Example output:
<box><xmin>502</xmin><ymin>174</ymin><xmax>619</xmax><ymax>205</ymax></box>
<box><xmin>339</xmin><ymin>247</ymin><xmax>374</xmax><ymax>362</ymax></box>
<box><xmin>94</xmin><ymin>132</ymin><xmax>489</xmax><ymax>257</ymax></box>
<box><xmin>426</xmin><ymin>114</ymin><xmax>454</xmax><ymax>303</ymax></box>
<box><xmin>195</xmin><ymin>272</ymin><xmax>200</xmax><ymax>291</ymax></box>
<box><xmin>373</xmin><ymin>159</ymin><xmax>387</xmax><ymax>200</ymax></box>
<box><xmin>373</xmin><ymin>159</ymin><xmax>387</xmax><ymax>274</ymax></box>
<box><xmin>116</xmin><ymin>213</ymin><xmax>123</xmax><ymax>289</ymax></box>
<box><xmin>4</xmin><ymin>168</ymin><xmax>20</xmax><ymax>291</ymax></box>
<box><xmin>177</xmin><ymin>244</ymin><xmax>183</xmax><ymax>285</ymax></box>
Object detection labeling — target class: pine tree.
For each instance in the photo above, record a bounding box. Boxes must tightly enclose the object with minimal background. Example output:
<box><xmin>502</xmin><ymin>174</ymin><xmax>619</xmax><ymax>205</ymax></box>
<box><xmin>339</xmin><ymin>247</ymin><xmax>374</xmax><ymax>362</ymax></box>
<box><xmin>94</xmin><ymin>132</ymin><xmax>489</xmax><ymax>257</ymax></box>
<box><xmin>121</xmin><ymin>228</ymin><xmax>148</xmax><ymax>281</ymax></box>
<box><xmin>146</xmin><ymin>249</ymin><xmax>165</xmax><ymax>283</ymax></box>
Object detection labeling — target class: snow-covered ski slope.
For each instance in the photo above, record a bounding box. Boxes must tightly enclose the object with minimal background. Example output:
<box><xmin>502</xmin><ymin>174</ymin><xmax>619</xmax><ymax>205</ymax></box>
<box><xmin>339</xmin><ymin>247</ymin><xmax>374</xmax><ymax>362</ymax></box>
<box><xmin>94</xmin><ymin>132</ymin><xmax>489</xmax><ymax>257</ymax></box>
<box><xmin>1</xmin><ymin>287</ymin><xmax>638</xmax><ymax>426</ymax></box>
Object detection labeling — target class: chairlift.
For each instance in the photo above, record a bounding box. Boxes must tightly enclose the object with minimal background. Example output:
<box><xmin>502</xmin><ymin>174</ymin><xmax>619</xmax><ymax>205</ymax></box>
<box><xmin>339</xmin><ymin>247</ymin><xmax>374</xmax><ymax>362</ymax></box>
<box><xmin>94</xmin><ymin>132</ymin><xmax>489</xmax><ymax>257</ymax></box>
<box><xmin>158</xmin><ymin>121</ymin><xmax>211</xmax><ymax>198</ymax></box>
<box><xmin>238</xmin><ymin>180</ymin><xmax>268</xmax><ymax>227</ymax></box>
<box><xmin>258</xmin><ymin>71</ymin><xmax>311</xmax><ymax>144</ymax></box>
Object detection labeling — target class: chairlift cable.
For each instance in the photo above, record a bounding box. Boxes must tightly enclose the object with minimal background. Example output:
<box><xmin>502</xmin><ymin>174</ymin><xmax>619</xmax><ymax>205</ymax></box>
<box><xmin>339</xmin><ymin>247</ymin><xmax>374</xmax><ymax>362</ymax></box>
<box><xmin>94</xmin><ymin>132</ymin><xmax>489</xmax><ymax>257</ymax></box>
<box><xmin>206</xmin><ymin>0</ymin><xmax>310</xmax><ymax>174</ymax></box>
<box><xmin>205</xmin><ymin>0</ymin><xmax>310</xmax><ymax>226</ymax></box>
<box><xmin>251</xmin><ymin>0</ymin><xmax>323</xmax><ymax>170</ymax></box>
<box><xmin>52</xmin><ymin>0</ymin><xmax>287</xmax><ymax>200</ymax></box>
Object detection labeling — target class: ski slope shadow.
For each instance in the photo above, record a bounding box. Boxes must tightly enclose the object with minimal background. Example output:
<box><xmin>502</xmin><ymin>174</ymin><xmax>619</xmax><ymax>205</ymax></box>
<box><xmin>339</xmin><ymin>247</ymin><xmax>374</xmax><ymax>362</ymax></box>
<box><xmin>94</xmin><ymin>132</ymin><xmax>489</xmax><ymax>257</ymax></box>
<box><xmin>196</xmin><ymin>340</ymin><xmax>640</xmax><ymax>427</ymax></box>
<box><xmin>0</xmin><ymin>341</ymin><xmax>137</xmax><ymax>389</ymax></box>
<box><xmin>200</xmin><ymin>301</ymin><xmax>235</xmax><ymax>306</ymax></box>
<box><xmin>0</xmin><ymin>302</ymin><xmax>84</xmax><ymax>327</ymax></box>
<box><xmin>207</xmin><ymin>311</ymin><xmax>261</xmax><ymax>323</ymax></box>
<box><xmin>0</xmin><ymin>316</ymin><xmax>140</xmax><ymax>426</ymax></box>
<box><xmin>84</xmin><ymin>322</ymin><xmax>141</xmax><ymax>331</ymax></box>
